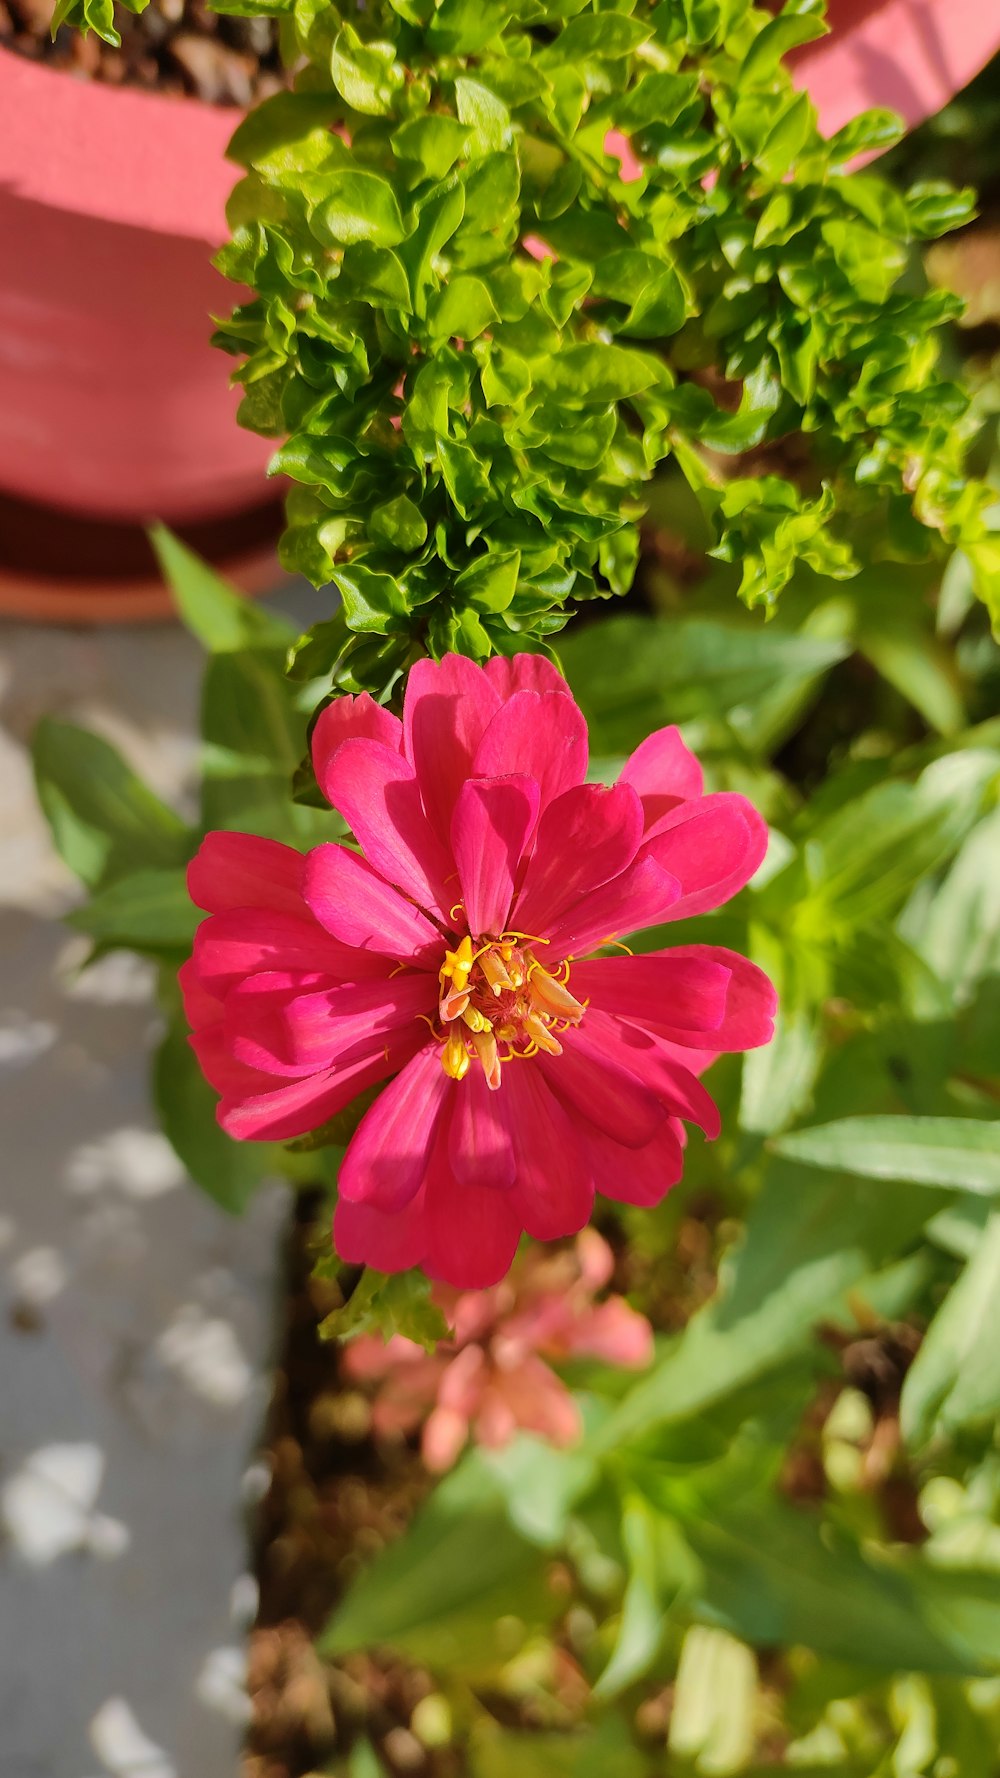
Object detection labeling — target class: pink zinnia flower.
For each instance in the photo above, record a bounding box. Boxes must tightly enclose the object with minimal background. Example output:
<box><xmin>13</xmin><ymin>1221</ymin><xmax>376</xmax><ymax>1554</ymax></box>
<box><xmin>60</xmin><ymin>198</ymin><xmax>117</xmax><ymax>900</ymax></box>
<box><xmin>344</xmin><ymin>1230</ymin><xmax>653</xmax><ymax>1473</ymax></box>
<box><xmin>181</xmin><ymin>653</ymin><xmax>775</xmax><ymax>1288</ymax></box>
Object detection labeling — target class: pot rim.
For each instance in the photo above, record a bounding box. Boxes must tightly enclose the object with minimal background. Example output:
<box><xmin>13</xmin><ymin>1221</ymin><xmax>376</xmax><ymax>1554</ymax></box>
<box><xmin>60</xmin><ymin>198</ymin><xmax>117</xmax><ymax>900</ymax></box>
<box><xmin>0</xmin><ymin>41</ymin><xmax>239</xmax><ymax>243</ymax></box>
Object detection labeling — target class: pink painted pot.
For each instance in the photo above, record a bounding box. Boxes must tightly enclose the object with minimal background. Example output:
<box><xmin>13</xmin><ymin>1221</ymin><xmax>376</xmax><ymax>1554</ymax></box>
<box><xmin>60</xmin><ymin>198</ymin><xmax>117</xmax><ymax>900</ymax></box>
<box><xmin>0</xmin><ymin>47</ymin><xmax>271</xmax><ymax>524</ymax></box>
<box><xmin>793</xmin><ymin>0</ymin><xmax>1000</xmax><ymax>141</ymax></box>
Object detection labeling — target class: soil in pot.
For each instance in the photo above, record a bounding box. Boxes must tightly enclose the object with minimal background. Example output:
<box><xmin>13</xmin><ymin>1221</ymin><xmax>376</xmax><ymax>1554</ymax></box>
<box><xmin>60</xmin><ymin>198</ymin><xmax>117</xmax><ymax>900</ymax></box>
<box><xmin>0</xmin><ymin>0</ymin><xmax>284</xmax><ymax>106</ymax></box>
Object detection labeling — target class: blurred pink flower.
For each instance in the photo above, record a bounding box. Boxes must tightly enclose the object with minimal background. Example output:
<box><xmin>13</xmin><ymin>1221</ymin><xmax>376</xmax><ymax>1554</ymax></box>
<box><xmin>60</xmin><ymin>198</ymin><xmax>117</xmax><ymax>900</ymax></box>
<box><xmin>182</xmin><ymin>653</ymin><xmax>775</xmax><ymax>1289</ymax></box>
<box><xmin>343</xmin><ymin>1230</ymin><xmax>653</xmax><ymax>1472</ymax></box>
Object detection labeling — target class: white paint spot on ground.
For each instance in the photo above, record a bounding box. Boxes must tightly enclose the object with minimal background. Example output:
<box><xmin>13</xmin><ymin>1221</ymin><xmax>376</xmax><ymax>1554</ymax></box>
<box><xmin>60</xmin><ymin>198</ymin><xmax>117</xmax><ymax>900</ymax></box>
<box><xmin>195</xmin><ymin>1647</ymin><xmax>252</xmax><ymax>1726</ymax></box>
<box><xmin>2</xmin><ymin>1442</ymin><xmax>129</xmax><ymax>1566</ymax></box>
<box><xmin>89</xmin><ymin>1698</ymin><xmax>177</xmax><ymax>1778</ymax></box>
<box><xmin>9</xmin><ymin>1244</ymin><xmax>69</xmax><ymax>1307</ymax></box>
<box><xmin>64</xmin><ymin>1128</ymin><xmax>185</xmax><ymax>1201</ymax></box>
<box><xmin>0</xmin><ymin>1009</ymin><xmax>57</xmax><ymax>1068</ymax></box>
<box><xmin>155</xmin><ymin>1306</ymin><xmax>253</xmax><ymax>1409</ymax></box>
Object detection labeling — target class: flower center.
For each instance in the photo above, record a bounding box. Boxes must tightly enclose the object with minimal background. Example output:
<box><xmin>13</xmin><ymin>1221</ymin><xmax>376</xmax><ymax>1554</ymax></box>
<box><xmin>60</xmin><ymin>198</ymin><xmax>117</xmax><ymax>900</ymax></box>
<box><xmin>436</xmin><ymin>933</ymin><xmax>585</xmax><ymax>1090</ymax></box>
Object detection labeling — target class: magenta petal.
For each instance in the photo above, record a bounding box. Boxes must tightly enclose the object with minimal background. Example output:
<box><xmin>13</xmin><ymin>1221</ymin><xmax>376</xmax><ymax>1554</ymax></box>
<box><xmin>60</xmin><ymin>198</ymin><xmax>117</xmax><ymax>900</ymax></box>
<box><xmin>452</xmin><ymin>775</ymin><xmax>540</xmax><ymax>937</ymax></box>
<box><xmin>472</xmin><ymin>690</ymin><xmax>588</xmax><ymax>813</ymax></box>
<box><xmin>513</xmin><ymin>781</ymin><xmax>644</xmax><ymax>934</ymax></box>
<box><xmin>403</xmin><ymin>655</ymin><xmax>503</xmax><ymax>846</ymax></box>
<box><xmin>312</xmin><ymin>692</ymin><xmax>403</xmax><ymax>803</ymax></box>
<box><xmin>321</xmin><ymin>738</ymin><xmax>454</xmax><ymax>917</ymax></box>
<box><xmin>339</xmin><ymin>1045</ymin><xmax>450</xmax><ymax>1212</ymax></box>
<box><xmin>500</xmin><ymin>1063</ymin><xmax>594</xmax><ymax>1240</ymax></box>
<box><xmin>580</xmin><ymin>1010</ymin><xmax>721</xmax><ymax>1138</ymax></box>
<box><xmin>619</xmin><ymin>725</ymin><xmax>703</xmax><ymax>829</ymax></box>
<box><xmin>304</xmin><ymin>843</ymin><xmax>442</xmax><ymax>965</ymax></box>
<box><xmin>334</xmin><ymin>1188</ymin><xmax>428</xmax><ymax>1274</ymax></box>
<box><xmin>217</xmin><ymin>1038</ymin><xmax>414</xmax><ymax>1143</ymax></box>
<box><xmin>537</xmin><ymin>1025</ymin><xmax>665</xmax><ymax>1148</ymax></box>
<box><xmin>179</xmin><ymin>955</ymin><xmax>223</xmax><ymax>1027</ymax></box>
<box><xmin>644</xmin><ymin>794</ymin><xmax>768</xmax><ymax>915</ymax></box>
<box><xmin>187</xmin><ymin>832</ymin><xmax>307</xmax><ymax>918</ymax></box>
<box><xmin>192</xmin><ymin>909</ymin><xmax>392</xmax><ymax>994</ymax></box>
<box><xmin>423</xmin><ymin>1124</ymin><xmax>522</xmax><ymax>1288</ymax></box>
<box><xmin>448</xmin><ymin>1066</ymin><xmax>516</xmax><ymax>1191</ymax></box>
<box><xmin>484</xmin><ymin>655</ymin><xmax>574</xmax><ymax>702</ymax></box>
<box><xmin>572</xmin><ymin>952</ymin><xmax>732</xmax><ymax>1044</ymax></box>
<box><xmin>544</xmin><ymin>855</ymin><xmax>681</xmax><ymax>957</ymax></box>
<box><xmin>226</xmin><ymin>970</ymin><xmax>437</xmax><ymax>1077</ymax></box>
<box><xmin>654</xmin><ymin>945</ymin><xmax>777</xmax><ymax>1049</ymax></box>
<box><xmin>582</xmin><ymin>1117</ymin><xmax>686</xmax><ymax>1207</ymax></box>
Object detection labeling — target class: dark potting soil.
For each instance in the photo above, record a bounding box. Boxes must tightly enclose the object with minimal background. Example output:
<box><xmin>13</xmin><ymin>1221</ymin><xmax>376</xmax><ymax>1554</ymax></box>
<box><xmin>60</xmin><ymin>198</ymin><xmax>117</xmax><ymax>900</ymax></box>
<box><xmin>0</xmin><ymin>0</ymin><xmax>285</xmax><ymax>106</ymax></box>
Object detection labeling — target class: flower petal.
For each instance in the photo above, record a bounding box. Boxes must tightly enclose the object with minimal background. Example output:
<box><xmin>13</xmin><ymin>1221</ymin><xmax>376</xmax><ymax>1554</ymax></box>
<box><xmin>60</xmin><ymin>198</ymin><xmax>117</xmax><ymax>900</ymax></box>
<box><xmin>650</xmin><ymin>946</ymin><xmax>777</xmax><ymax>1049</ymax></box>
<box><xmin>484</xmin><ymin>655</ymin><xmax>574</xmax><ymax>701</ymax></box>
<box><xmin>472</xmin><ymin>690</ymin><xmax>588</xmax><ymax>812</ymax></box>
<box><xmin>225</xmin><ymin>970</ymin><xmax>437</xmax><ymax>1077</ymax></box>
<box><xmin>334</xmin><ymin>1187</ymin><xmax>428</xmax><ymax>1274</ymax></box>
<box><xmin>312</xmin><ymin>692</ymin><xmax>403</xmax><ymax>803</ymax></box>
<box><xmin>217</xmin><ymin>1037</ymin><xmax>415</xmax><ymax>1142</ymax></box>
<box><xmin>403</xmin><ymin>654</ymin><xmax>502</xmax><ymax>846</ymax></box>
<box><xmin>619</xmin><ymin>725</ymin><xmax>703</xmax><ymax>830</ymax></box>
<box><xmin>500</xmin><ymin>1062</ymin><xmax>595</xmax><ymax>1240</ymax></box>
<box><xmin>192</xmin><ymin>908</ymin><xmax>390</xmax><ymax>995</ymax></box>
<box><xmin>580</xmin><ymin>1116</ymin><xmax>686</xmax><ymax>1207</ymax></box>
<box><xmin>321</xmin><ymin>738</ymin><xmax>454</xmax><ymax>917</ymax></box>
<box><xmin>537</xmin><ymin>1024</ymin><xmax>665</xmax><ymax>1148</ymax></box>
<box><xmin>578</xmin><ymin>1009</ymin><xmax>721</xmax><ymax>1137</ymax></box>
<box><xmin>571</xmin><ymin>952</ymin><xmax>732</xmax><ymax>1044</ymax></box>
<box><xmin>187</xmin><ymin>832</ymin><xmax>307</xmax><ymax>918</ymax></box>
<box><xmin>544</xmin><ymin>855</ymin><xmax>681</xmax><ymax>957</ymax></box>
<box><xmin>452</xmin><ymin>775</ymin><xmax>540</xmax><ymax>937</ymax></box>
<box><xmin>512</xmin><ymin>781</ymin><xmax>645</xmax><ymax>934</ymax></box>
<box><xmin>448</xmin><ymin>1065</ymin><xmax>516</xmax><ymax>1192</ymax></box>
<box><xmin>339</xmin><ymin>1044</ymin><xmax>451</xmax><ymax>1212</ymax></box>
<box><xmin>423</xmin><ymin>1130</ymin><xmax>522</xmax><ymax>1288</ymax></box>
<box><xmin>644</xmin><ymin>794</ymin><xmax>768</xmax><ymax>917</ymax></box>
<box><xmin>304</xmin><ymin>843</ymin><xmax>442</xmax><ymax>965</ymax></box>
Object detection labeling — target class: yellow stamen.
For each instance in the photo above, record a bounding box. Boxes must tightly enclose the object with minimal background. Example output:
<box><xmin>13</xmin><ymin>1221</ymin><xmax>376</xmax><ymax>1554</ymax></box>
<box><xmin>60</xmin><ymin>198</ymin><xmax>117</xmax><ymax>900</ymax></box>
<box><xmin>461</xmin><ymin>1005</ymin><xmax>490</xmax><ymax>1034</ymax></box>
<box><xmin>471</xmin><ymin>1027</ymin><xmax>502</xmax><ymax>1090</ymax></box>
<box><xmin>524</xmin><ymin>1012</ymin><xmax>563</xmax><ymax>1056</ymax></box>
<box><xmin>480</xmin><ymin>949</ymin><xmax>515</xmax><ymax>996</ymax></box>
<box><xmin>528</xmin><ymin>964</ymin><xmax>586</xmax><ymax>1024</ymax></box>
<box><xmin>442</xmin><ymin>1026</ymin><xmax>471</xmax><ymax>1081</ymax></box>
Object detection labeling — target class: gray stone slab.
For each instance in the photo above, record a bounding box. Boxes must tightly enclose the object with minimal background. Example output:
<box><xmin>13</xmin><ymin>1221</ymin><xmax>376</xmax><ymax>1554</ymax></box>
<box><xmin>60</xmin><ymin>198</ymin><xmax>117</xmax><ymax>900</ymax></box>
<box><xmin>0</xmin><ymin>611</ymin><xmax>301</xmax><ymax>1778</ymax></box>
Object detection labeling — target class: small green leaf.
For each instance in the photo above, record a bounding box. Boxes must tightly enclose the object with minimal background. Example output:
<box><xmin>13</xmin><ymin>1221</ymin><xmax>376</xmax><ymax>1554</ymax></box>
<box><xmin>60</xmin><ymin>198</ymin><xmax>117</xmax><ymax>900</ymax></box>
<box><xmin>33</xmin><ymin>719</ymin><xmax>190</xmax><ymax>892</ymax></box>
<box><xmin>154</xmin><ymin>1018</ymin><xmax>272</xmax><ymax>1215</ymax></box>
<box><xmin>318</xmin><ymin>1268</ymin><xmax>451</xmax><ymax>1349</ymax></box>
<box><xmin>67</xmin><ymin>869</ymin><xmax>200</xmax><ymax>955</ymax></box>
<box><xmin>901</xmin><ymin>1212</ymin><xmax>1000</xmax><ymax>1445</ymax></box>
<box><xmin>150</xmin><ymin>526</ymin><xmax>295</xmax><ymax>653</ymax></box>
<box><xmin>315</xmin><ymin>171</ymin><xmax>406</xmax><ymax>247</ymax></box>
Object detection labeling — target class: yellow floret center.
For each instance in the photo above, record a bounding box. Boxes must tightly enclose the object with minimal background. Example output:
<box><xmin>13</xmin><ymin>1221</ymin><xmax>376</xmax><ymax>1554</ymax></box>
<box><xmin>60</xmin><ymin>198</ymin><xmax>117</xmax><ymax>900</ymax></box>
<box><xmin>437</xmin><ymin>932</ymin><xmax>584</xmax><ymax>1090</ymax></box>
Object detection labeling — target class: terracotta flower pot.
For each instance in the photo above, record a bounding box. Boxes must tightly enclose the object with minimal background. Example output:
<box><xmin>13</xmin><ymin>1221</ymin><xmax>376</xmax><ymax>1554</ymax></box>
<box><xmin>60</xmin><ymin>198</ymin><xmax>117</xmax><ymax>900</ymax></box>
<box><xmin>793</xmin><ymin>0</ymin><xmax>1000</xmax><ymax>141</ymax></box>
<box><xmin>0</xmin><ymin>47</ymin><xmax>271</xmax><ymax>527</ymax></box>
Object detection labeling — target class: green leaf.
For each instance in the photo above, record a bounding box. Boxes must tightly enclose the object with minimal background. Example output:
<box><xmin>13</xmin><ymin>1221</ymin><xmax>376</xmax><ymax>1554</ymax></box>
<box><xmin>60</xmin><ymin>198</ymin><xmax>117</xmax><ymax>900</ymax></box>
<box><xmin>332</xmin><ymin>563</ymin><xmax>410</xmax><ymax>632</ymax></box>
<box><xmin>559</xmin><ymin>614</ymin><xmax>848</xmax><ymax>754</ymax></box>
<box><xmin>154</xmin><ymin>1019</ymin><xmax>272</xmax><ymax>1215</ymax></box>
<box><xmin>67</xmin><ymin>869</ymin><xmax>200</xmax><ymax>956</ymax></box>
<box><xmin>369</xmin><ymin>494</ymin><xmax>428</xmax><ymax>552</ymax></box>
<box><xmin>902</xmin><ymin>1211</ymin><xmax>1000</xmax><ymax>1446</ymax></box>
<box><xmin>319</xmin><ymin>1464</ymin><xmax>554</xmax><ymax>1670</ymax></box>
<box><xmin>771</xmin><ymin>1117</ymin><xmax>1000</xmax><ymax>1193</ymax></box>
<box><xmin>681</xmin><ymin>1496</ymin><xmax>983</xmax><ymax>1674</ymax></box>
<box><xmin>200</xmin><ymin>647</ymin><xmax>325</xmax><ymax>843</ymax></box>
<box><xmin>314</xmin><ymin>171</ymin><xmax>406</xmax><ymax>247</ymax></box>
<box><xmin>150</xmin><ymin>526</ymin><xmax>295</xmax><ymax>653</ymax></box>
<box><xmin>318</xmin><ymin>1269</ymin><xmax>451</xmax><ymax>1349</ymax></box>
<box><xmin>33</xmin><ymin>719</ymin><xmax>190</xmax><ymax>892</ymax></box>
<box><xmin>602</xmin><ymin>1166</ymin><xmax>939</xmax><ymax>1449</ymax></box>
<box><xmin>471</xmin><ymin>1716</ymin><xmax>646</xmax><ymax>1778</ymax></box>
<box><xmin>454</xmin><ymin>77</ymin><xmax>512</xmax><ymax>151</ymax></box>
<box><xmin>427</xmin><ymin>275</ymin><xmax>497</xmax><ymax>342</ymax></box>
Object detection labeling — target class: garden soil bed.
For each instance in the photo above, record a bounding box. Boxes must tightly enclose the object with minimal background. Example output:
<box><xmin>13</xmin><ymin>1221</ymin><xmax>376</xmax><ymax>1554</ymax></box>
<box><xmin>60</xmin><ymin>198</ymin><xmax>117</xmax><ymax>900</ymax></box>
<box><xmin>242</xmin><ymin>1188</ymin><xmax>926</xmax><ymax>1777</ymax></box>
